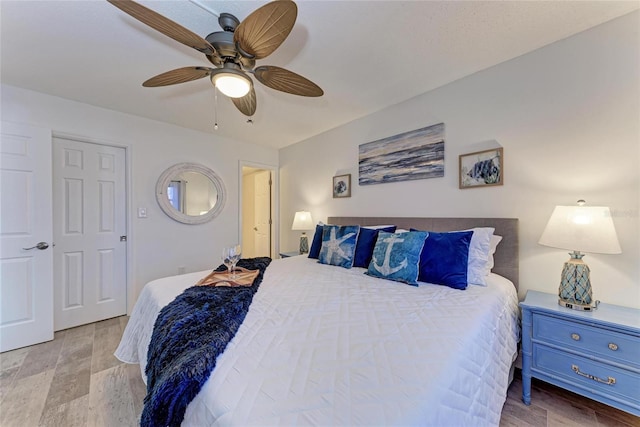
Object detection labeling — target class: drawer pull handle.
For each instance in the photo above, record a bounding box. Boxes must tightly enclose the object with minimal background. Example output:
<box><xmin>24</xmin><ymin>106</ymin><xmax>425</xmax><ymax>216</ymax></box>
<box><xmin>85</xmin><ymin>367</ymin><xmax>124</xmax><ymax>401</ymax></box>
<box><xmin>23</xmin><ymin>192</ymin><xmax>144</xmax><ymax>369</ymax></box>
<box><xmin>608</xmin><ymin>343</ymin><xmax>618</xmax><ymax>351</ymax></box>
<box><xmin>571</xmin><ymin>364</ymin><xmax>616</xmax><ymax>385</ymax></box>
<box><xmin>571</xmin><ymin>333</ymin><xmax>580</xmax><ymax>341</ymax></box>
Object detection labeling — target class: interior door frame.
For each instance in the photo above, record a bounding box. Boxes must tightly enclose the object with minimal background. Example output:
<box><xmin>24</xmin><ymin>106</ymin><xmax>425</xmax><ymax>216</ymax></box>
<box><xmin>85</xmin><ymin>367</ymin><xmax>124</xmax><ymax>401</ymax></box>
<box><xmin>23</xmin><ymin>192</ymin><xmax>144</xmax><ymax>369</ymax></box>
<box><xmin>52</xmin><ymin>131</ymin><xmax>134</xmax><ymax>314</ymax></box>
<box><xmin>239</xmin><ymin>161</ymin><xmax>279</xmax><ymax>259</ymax></box>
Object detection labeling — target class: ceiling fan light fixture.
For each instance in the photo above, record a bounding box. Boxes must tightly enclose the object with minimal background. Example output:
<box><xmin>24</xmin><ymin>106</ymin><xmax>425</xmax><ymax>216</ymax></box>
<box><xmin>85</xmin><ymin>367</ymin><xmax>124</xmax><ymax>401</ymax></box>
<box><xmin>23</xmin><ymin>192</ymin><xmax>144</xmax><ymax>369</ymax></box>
<box><xmin>210</xmin><ymin>67</ymin><xmax>251</xmax><ymax>98</ymax></box>
<box><xmin>108</xmin><ymin>0</ymin><xmax>321</xmax><ymax>116</ymax></box>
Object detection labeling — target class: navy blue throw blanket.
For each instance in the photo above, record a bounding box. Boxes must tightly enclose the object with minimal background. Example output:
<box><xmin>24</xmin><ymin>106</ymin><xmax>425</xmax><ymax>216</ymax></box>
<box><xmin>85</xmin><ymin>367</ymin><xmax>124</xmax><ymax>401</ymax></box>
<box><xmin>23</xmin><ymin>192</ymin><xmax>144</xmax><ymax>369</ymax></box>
<box><xmin>142</xmin><ymin>257</ymin><xmax>271</xmax><ymax>427</ymax></box>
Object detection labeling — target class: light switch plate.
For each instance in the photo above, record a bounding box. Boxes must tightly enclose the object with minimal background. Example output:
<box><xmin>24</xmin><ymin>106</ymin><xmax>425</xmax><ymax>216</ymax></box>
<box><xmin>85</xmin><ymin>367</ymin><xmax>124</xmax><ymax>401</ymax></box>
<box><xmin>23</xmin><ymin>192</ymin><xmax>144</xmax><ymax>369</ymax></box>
<box><xmin>138</xmin><ymin>207</ymin><xmax>147</xmax><ymax>218</ymax></box>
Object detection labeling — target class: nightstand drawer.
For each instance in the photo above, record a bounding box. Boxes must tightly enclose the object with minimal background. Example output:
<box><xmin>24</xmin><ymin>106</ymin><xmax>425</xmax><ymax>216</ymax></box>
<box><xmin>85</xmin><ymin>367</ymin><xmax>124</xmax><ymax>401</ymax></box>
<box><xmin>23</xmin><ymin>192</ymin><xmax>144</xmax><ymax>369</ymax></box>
<box><xmin>534</xmin><ymin>344</ymin><xmax>640</xmax><ymax>409</ymax></box>
<box><xmin>533</xmin><ymin>314</ymin><xmax>640</xmax><ymax>370</ymax></box>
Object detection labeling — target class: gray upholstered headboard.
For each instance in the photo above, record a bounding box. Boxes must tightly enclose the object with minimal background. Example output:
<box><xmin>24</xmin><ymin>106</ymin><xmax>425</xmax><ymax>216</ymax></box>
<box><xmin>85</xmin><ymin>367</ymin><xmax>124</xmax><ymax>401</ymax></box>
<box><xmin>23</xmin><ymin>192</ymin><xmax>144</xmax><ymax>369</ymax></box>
<box><xmin>328</xmin><ymin>217</ymin><xmax>519</xmax><ymax>289</ymax></box>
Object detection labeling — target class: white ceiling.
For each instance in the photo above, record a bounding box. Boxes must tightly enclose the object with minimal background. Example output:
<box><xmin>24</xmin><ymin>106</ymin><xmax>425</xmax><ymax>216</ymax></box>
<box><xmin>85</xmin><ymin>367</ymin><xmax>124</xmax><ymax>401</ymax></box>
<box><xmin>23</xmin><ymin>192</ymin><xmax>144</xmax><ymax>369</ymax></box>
<box><xmin>2</xmin><ymin>1</ymin><xmax>638</xmax><ymax>149</ymax></box>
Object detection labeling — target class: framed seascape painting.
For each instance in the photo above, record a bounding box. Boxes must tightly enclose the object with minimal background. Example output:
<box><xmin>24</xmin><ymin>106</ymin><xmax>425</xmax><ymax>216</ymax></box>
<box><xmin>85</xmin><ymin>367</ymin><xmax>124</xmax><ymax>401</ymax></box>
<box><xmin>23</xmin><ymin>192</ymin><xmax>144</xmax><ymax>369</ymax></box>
<box><xmin>359</xmin><ymin>123</ymin><xmax>445</xmax><ymax>185</ymax></box>
<box><xmin>459</xmin><ymin>147</ymin><xmax>503</xmax><ymax>189</ymax></box>
<box><xmin>333</xmin><ymin>174</ymin><xmax>351</xmax><ymax>198</ymax></box>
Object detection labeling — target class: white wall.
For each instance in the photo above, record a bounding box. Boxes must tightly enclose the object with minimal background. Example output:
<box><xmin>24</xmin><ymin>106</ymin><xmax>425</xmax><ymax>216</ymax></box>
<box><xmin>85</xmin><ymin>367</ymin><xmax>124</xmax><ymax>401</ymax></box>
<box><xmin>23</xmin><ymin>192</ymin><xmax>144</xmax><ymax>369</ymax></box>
<box><xmin>1</xmin><ymin>84</ymin><xmax>279</xmax><ymax>309</ymax></box>
<box><xmin>279</xmin><ymin>12</ymin><xmax>640</xmax><ymax>308</ymax></box>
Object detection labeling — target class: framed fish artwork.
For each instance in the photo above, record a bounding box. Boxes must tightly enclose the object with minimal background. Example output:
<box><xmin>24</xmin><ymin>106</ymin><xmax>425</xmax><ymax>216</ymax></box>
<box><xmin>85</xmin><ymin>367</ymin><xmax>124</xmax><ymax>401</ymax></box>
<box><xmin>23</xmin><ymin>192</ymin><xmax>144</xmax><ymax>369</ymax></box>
<box><xmin>459</xmin><ymin>147</ymin><xmax>504</xmax><ymax>189</ymax></box>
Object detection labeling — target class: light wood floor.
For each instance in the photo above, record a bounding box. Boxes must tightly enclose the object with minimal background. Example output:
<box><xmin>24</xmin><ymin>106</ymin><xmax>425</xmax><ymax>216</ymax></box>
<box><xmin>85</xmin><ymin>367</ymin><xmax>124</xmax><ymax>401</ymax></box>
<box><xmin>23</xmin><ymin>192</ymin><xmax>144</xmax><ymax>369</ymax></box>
<box><xmin>0</xmin><ymin>316</ymin><xmax>145</xmax><ymax>427</ymax></box>
<box><xmin>1</xmin><ymin>316</ymin><xmax>638</xmax><ymax>426</ymax></box>
<box><xmin>501</xmin><ymin>371</ymin><xmax>639</xmax><ymax>427</ymax></box>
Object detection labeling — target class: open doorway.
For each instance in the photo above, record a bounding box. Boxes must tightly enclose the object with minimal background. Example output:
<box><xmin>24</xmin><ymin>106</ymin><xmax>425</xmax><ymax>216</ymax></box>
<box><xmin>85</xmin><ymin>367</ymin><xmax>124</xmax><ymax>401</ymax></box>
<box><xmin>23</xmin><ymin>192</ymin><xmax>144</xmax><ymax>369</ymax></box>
<box><xmin>241</xmin><ymin>166</ymin><xmax>275</xmax><ymax>258</ymax></box>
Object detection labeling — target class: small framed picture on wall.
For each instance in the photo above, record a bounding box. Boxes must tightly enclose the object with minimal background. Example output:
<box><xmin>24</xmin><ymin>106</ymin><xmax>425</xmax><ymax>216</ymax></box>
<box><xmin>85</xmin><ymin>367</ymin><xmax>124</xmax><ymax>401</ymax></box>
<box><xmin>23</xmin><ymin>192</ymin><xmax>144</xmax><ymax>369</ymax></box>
<box><xmin>459</xmin><ymin>147</ymin><xmax>504</xmax><ymax>189</ymax></box>
<box><xmin>333</xmin><ymin>174</ymin><xmax>351</xmax><ymax>198</ymax></box>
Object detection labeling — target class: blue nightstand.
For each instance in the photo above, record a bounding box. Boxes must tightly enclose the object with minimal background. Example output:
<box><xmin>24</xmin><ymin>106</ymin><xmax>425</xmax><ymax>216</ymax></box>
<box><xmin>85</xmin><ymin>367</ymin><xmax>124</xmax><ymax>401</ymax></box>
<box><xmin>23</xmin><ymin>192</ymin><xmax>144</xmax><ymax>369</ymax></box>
<box><xmin>520</xmin><ymin>290</ymin><xmax>640</xmax><ymax>416</ymax></box>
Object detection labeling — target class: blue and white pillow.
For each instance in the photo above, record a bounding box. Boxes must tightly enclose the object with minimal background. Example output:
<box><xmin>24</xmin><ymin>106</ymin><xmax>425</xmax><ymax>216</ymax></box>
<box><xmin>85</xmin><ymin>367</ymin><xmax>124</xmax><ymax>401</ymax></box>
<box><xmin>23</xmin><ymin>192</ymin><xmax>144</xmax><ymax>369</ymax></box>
<box><xmin>366</xmin><ymin>231</ymin><xmax>428</xmax><ymax>286</ymax></box>
<box><xmin>318</xmin><ymin>225</ymin><xmax>360</xmax><ymax>268</ymax></box>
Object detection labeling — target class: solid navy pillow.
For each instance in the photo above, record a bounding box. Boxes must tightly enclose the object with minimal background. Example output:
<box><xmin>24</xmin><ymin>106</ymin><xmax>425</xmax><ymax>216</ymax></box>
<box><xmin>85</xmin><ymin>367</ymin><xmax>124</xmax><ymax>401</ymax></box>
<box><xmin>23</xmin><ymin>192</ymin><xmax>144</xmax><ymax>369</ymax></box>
<box><xmin>411</xmin><ymin>229</ymin><xmax>473</xmax><ymax>290</ymax></box>
<box><xmin>308</xmin><ymin>224</ymin><xmax>324</xmax><ymax>259</ymax></box>
<box><xmin>353</xmin><ymin>226</ymin><xmax>397</xmax><ymax>268</ymax></box>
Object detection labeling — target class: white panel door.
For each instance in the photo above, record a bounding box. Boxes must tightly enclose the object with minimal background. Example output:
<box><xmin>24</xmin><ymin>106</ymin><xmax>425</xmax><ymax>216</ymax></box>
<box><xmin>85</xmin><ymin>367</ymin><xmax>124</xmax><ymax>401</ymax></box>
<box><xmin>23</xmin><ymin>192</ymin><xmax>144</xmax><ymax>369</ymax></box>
<box><xmin>253</xmin><ymin>170</ymin><xmax>271</xmax><ymax>258</ymax></box>
<box><xmin>52</xmin><ymin>137</ymin><xmax>126</xmax><ymax>330</ymax></box>
<box><xmin>241</xmin><ymin>176</ymin><xmax>256</xmax><ymax>258</ymax></box>
<box><xmin>0</xmin><ymin>122</ymin><xmax>54</xmax><ymax>352</ymax></box>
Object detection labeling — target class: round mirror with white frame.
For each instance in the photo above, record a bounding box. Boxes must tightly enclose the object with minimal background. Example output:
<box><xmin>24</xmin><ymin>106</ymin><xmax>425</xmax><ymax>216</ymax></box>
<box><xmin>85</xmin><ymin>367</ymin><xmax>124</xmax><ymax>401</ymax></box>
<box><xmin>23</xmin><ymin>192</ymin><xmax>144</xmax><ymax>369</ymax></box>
<box><xmin>156</xmin><ymin>162</ymin><xmax>226</xmax><ymax>225</ymax></box>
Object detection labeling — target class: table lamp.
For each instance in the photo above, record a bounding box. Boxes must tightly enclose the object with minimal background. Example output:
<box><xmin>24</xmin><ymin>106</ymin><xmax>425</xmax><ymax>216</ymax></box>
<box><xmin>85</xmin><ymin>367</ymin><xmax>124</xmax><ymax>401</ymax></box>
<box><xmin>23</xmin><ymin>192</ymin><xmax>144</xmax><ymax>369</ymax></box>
<box><xmin>538</xmin><ymin>200</ymin><xmax>621</xmax><ymax>311</ymax></box>
<box><xmin>292</xmin><ymin>211</ymin><xmax>314</xmax><ymax>254</ymax></box>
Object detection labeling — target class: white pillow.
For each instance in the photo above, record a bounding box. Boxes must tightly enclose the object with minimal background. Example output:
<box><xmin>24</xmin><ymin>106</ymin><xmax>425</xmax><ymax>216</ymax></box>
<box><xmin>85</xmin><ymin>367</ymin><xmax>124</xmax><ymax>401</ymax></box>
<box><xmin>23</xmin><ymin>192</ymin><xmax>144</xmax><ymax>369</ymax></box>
<box><xmin>363</xmin><ymin>224</ymin><xmax>397</xmax><ymax>230</ymax></box>
<box><xmin>465</xmin><ymin>227</ymin><xmax>495</xmax><ymax>286</ymax></box>
<box><xmin>486</xmin><ymin>234</ymin><xmax>503</xmax><ymax>272</ymax></box>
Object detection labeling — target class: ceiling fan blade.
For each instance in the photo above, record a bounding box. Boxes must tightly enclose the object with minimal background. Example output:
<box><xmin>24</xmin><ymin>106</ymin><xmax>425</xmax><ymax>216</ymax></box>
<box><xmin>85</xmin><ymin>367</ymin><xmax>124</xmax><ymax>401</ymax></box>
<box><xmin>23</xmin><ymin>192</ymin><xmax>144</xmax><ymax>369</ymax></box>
<box><xmin>108</xmin><ymin>0</ymin><xmax>215</xmax><ymax>55</ymax></box>
<box><xmin>143</xmin><ymin>67</ymin><xmax>212</xmax><ymax>87</ymax></box>
<box><xmin>232</xmin><ymin>87</ymin><xmax>257</xmax><ymax>116</ymax></box>
<box><xmin>254</xmin><ymin>66</ymin><xmax>323</xmax><ymax>97</ymax></box>
<box><xmin>234</xmin><ymin>1</ymin><xmax>297</xmax><ymax>60</ymax></box>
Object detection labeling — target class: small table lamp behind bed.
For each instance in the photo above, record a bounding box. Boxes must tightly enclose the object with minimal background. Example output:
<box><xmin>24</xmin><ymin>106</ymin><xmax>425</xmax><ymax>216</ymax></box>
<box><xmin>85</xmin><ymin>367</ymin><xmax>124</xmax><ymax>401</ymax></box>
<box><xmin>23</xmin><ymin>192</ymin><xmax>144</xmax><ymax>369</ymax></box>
<box><xmin>292</xmin><ymin>211</ymin><xmax>314</xmax><ymax>254</ymax></box>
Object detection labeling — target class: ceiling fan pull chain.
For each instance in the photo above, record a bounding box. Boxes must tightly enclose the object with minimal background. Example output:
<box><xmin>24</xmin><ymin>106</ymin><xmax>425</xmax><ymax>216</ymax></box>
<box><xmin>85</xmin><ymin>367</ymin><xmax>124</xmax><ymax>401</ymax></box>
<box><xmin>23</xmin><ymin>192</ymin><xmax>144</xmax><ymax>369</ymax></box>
<box><xmin>214</xmin><ymin>86</ymin><xmax>219</xmax><ymax>130</ymax></box>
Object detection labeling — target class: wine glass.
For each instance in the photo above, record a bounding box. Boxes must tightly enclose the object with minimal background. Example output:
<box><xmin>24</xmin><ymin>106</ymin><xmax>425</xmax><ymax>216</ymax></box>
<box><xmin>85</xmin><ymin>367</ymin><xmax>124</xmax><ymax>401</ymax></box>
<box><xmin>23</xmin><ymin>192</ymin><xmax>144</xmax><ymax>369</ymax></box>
<box><xmin>228</xmin><ymin>244</ymin><xmax>242</xmax><ymax>279</ymax></box>
<box><xmin>221</xmin><ymin>247</ymin><xmax>233</xmax><ymax>278</ymax></box>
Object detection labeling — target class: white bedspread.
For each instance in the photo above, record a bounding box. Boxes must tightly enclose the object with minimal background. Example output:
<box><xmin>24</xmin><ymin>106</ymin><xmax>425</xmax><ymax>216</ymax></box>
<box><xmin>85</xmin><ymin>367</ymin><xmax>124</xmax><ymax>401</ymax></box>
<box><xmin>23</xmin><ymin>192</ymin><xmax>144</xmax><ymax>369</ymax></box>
<box><xmin>116</xmin><ymin>256</ymin><xmax>519</xmax><ymax>426</ymax></box>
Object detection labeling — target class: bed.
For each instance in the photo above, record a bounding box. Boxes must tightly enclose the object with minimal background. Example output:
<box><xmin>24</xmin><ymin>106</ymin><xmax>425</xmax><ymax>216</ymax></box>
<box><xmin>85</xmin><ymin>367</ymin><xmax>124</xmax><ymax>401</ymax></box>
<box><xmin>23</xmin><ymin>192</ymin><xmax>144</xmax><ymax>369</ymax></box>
<box><xmin>116</xmin><ymin>217</ymin><xmax>520</xmax><ymax>426</ymax></box>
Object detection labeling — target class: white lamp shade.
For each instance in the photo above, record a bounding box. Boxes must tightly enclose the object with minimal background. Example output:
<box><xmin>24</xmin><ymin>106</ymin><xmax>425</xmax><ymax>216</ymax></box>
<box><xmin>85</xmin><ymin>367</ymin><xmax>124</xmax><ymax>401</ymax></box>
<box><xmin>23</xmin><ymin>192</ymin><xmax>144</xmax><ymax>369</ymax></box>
<box><xmin>292</xmin><ymin>211</ymin><xmax>314</xmax><ymax>231</ymax></box>
<box><xmin>538</xmin><ymin>205</ymin><xmax>621</xmax><ymax>254</ymax></box>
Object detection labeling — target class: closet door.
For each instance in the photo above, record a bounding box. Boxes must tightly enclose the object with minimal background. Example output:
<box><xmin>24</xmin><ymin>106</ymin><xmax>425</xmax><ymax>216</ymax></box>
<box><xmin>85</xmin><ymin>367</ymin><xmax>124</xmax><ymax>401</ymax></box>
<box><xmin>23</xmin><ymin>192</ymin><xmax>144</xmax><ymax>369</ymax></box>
<box><xmin>52</xmin><ymin>137</ymin><xmax>127</xmax><ymax>330</ymax></box>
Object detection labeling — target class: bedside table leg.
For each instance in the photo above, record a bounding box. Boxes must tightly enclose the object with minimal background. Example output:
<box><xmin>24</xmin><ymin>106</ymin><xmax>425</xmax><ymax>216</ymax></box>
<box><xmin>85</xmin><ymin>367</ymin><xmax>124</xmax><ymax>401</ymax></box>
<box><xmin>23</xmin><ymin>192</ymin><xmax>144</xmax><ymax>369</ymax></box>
<box><xmin>522</xmin><ymin>370</ymin><xmax>532</xmax><ymax>405</ymax></box>
<box><xmin>521</xmin><ymin>309</ymin><xmax>532</xmax><ymax>405</ymax></box>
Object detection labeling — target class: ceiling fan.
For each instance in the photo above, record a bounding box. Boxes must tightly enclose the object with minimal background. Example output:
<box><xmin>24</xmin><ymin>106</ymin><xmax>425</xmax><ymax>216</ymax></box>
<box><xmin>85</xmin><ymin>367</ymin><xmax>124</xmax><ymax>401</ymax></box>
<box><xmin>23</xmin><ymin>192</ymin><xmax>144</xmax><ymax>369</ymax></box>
<box><xmin>107</xmin><ymin>0</ymin><xmax>323</xmax><ymax>117</ymax></box>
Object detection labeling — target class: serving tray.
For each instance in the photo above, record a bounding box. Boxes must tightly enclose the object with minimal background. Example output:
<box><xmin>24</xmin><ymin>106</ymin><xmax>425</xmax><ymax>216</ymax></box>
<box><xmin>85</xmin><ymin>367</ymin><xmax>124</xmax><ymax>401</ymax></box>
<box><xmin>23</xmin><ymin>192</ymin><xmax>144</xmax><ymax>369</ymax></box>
<box><xmin>195</xmin><ymin>267</ymin><xmax>259</xmax><ymax>287</ymax></box>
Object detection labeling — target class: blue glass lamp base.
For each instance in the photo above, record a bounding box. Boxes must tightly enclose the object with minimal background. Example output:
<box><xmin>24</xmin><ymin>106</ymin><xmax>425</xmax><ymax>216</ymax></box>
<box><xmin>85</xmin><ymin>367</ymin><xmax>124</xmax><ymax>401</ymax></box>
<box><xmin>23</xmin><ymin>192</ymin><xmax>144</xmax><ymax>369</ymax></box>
<box><xmin>558</xmin><ymin>251</ymin><xmax>599</xmax><ymax>311</ymax></box>
<box><xmin>299</xmin><ymin>233</ymin><xmax>309</xmax><ymax>254</ymax></box>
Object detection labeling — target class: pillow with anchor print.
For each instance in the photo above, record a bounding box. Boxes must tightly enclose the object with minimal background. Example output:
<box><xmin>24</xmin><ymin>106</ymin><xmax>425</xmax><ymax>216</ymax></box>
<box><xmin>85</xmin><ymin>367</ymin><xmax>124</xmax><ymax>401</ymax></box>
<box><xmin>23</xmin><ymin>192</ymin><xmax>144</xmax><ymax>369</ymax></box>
<box><xmin>366</xmin><ymin>230</ymin><xmax>428</xmax><ymax>286</ymax></box>
<box><xmin>318</xmin><ymin>225</ymin><xmax>361</xmax><ymax>268</ymax></box>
